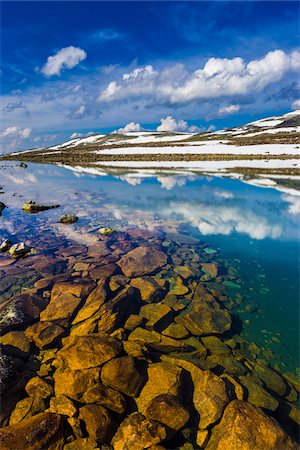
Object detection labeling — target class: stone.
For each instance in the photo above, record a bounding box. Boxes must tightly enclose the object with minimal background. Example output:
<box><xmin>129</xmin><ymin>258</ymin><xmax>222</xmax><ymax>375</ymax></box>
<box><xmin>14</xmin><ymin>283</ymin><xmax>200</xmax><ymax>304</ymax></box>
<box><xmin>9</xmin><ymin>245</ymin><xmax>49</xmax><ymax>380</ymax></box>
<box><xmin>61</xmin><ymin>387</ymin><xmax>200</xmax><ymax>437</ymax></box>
<box><xmin>0</xmin><ymin>239</ymin><xmax>12</xmax><ymax>252</ymax></box>
<box><xmin>56</xmin><ymin>334</ymin><xmax>122</xmax><ymax>370</ymax></box>
<box><xmin>146</xmin><ymin>394</ymin><xmax>189</xmax><ymax>431</ymax></box>
<box><xmin>163</xmin><ymin>295</ymin><xmax>190</xmax><ymax>311</ymax></box>
<box><xmin>193</xmin><ymin>370</ymin><xmax>229</xmax><ymax>430</ymax></box>
<box><xmin>109</xmin><ymin>275</ymin><xmax>127</xmax><ymax>292</ymax></box>
<box><xmin>206</xmin><ymin>400</ymin><xmax>296</xmax><ymax>450</ymax></box>
<box><xmin>254</xmin><ymin>363</ymin><xmax>287</xmax><ymax>396</ymax></box>
<box><xmin>9</xmin><ymin>397</ymin><xmax>46</xmax><ymax>424</ymax></box>
<box><xmin>25</xmin><ymin>321</ymin><xmax>65</xmax><ymax>348</ymax></box>
<box><xmin>112</xmin><ymin>412</ymin><xmax>167</xmax><ymax>450</ymax></box>
<box><xmin>40</xmin><ymin>293</ymin><xmax>82</xmax><ymax>326</ymax></box>
<box><xmin>117</xmin><ymin>246</ymin><xmax>167</xmax><ymax>278</ymax></box>
<box><xmin>58</xmin><ymin>214</ymin><xmax>78</xmax><ymax>224</ymax></box>
<box><xmin>139</xmin><ymin>303</ymin><xmax>173</xmax><ymax>329</ymax></box>
<box><xmin>0</xmin><ymin>412</ymin><xmax>63</xmax><ymax>450</ymax></box>
<box><xmin>79</xmin><ymin>404</ymin><xmax>115</xmax><ymax>444</ymax></box>
<box><xmin>131</xmin><ymin>277</ymin><xmax>163</xmax><ymax>302</ymax></box>
<box><xmin>169</xmin><ymin>277</ymin><xmax>189</xmax><ymax>296</ymax></box>
<box><xmin>72</xmin><ymin>278</ymin><xmax>107</xmax><ymax>325</ymax></box>
<box><xmin>201</xmin><ymin>335</ymin><xmax>231</xmax><ymax>355</ymax></box>
<box><xmin>25</xmin><ymin>376</ymin><xmax>53</xmax><ymax>399</ymax></box>
<box><xmin>0</xmin><ymin>349</ymin><xmax>18</xmax><ymax>395</ymax></box>
<box><xmin>128</xmin><ymin>327</ymin><xmax>188</xmax><ymax>352</ymax></box>
<box><xmin>0</xmin><ymin>331</ymin><xmax>31</xmax><ymax>354</ymax></box>
<box><xmin>64</xmin><ymin>437</ymin><xmax>98</xmax><ymax>449</ymax></box>
<box><xmin>49</xmin><ymin>395</ymin><xmax>77</xmax><ymax>417</ymax></box>
<box><xmin>137</xmin><ymin>362</ymin><xmax>183</xmax><ymax>414</ymax></box>
<box><xmin>196</xmin><ymin>430</ymin><xmax>209</xmax><ymax>448</ymax></box>
<box><xmin>82</xmin><ymin>384</ymin><xmax>126</xmax><ymax>413</ymax></box>
<box><xmin>22</xmin><ymin>200</ymin><xmax>60</xmax><ymax>213</ymax></box>
<box><xmin>201</xmin><ymin>263</ymin><xmax>218</xmax><ymax>279</ymax></box>
<box><xmin>220</xmin><ymin>374</ymin><xmax>244</xmax><ymax>400</ymax></box>
<box><xmin>9</xmin><ymin>243</ymin><xmax>31</xmax><ymax>259</ymax></box>
<box><xmin>67</xmin><ymin>417</ymin><xmax>84</xmax><ymax>439</ymax></box>
<box><xmin>54</xmin><ymin>368</ymin><xmax>101</xmax><ymax>401</ymax></box>
<box><xmin>175</xmin><ymin>285</ymin><xmax>231</xmax><ymax>336</ymax></box>
<box><xmin>101</xmin><ymin>356</ymin><xmax>146</xmax><ymax>397</ymax></box>
<box><xmin>174</xmin><ymin>266</ymin><xmax>193</xmax><ymax>280</ymax></box>
<box><xmin>123</xmin><ymin>340</ymin><xmax>147</xmax><ymax>359</ymax></box>
<box><xmin>239</xmin><ymin>376</ymin><xmax>279</xmax><ymax>412</ymax></box>
<box><xmin>124</xmin><ymin>314</ymin><xmax>144</xmax><ymax>331</ymax></box>
<box><xmin>98</xmin><ymin>227</ymin><xmax>115</xmax><ymax>235</ymax></box>
<box><xmin>51</xmin><ymin>280</ymin><xmax>95</xmax><ymax>302</ymax></box>
<box><xmin>0</xmin><ymin>292</ymin><xmax>43</xmax><ymax>334</ymax></box>
<box><xmin>89</xmin><ymin>263</ymin><xmax>117</xmax><ymax>281</ymax></box>
<box><xmin>162</xmin><ymin>323</ymin><xmax>189</xmax><ymax>339</ymax></box>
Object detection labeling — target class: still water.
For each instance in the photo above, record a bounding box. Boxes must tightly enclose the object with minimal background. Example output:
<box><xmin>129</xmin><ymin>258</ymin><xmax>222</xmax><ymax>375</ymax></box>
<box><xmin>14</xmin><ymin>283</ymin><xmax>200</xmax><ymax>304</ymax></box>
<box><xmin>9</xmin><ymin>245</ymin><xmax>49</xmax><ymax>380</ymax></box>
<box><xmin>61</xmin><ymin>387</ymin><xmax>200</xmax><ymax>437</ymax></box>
<box><xmin>0</xmin><ymin>161</ymin><xmax>299</xmax><ymax>374</ymax></box>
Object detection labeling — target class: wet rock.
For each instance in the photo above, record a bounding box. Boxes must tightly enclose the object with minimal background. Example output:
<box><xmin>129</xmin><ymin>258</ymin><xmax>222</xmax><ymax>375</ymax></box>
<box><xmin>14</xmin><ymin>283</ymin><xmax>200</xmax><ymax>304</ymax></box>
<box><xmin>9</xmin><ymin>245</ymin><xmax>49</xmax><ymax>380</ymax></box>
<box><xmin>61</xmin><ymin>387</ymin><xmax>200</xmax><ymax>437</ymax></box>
<box><xmin>128</xmin><ymin>327</ymin><xmax>188</xmax><ymax>352</ymax></box>
<box><xmin>137</xmin><ymin>362</ymin><xmax>183</xmax><ymax>414</ymax></box>
<box><xmin>163</xmin><ymin>295</ymin><xmax>190</xmax><ymax>312</ymax></box>
<box><xmin>72</xmin><ymin>278</ymin><xmax>107</xmax><ymax>325</ymax></box>
<box><xmin>201</xmin><ymin>263</ymin><xmax>218</xmax><ymax>279</ymax></box>
<box><xmin>196</xmin><ymin>430</ymin><xmax>209</xmax><ymax>448</ymax></box>
<box><xmin>67</xmin><ymin>417</ymin><xmax>84</xmax><ymax>439</ymax></box>
<box><xmin>117</xmin><ymin>246</ymin><xmax>167</xmax><ymax>278</ymax></box>
<box><xmin>254</xmin><ymin>363</ymin><xmax>287</xmax><ymax>396</ymax></box>
<box><xmin>0</xmin><ymin>201</ymin><xmax>6</xmax><ymax>215</ymax></box>
<box><xmin>193</xmin><ymin>370</ymin><xmax>229</xmax><ymax>430</ymax></box>
<box><xmin>239</xmin><ymin>376</ymin><xmax>279</xmax><ymax>412</ymax></box>
<box><xmin>54</xmin><ymin>367</ymin><xmax>100</xmax><ymax>402</ymax></box>
<box><xmin>58</xmin><ymin>214</ymin><xmax>78</xmax><ymax>224</ymax></box>
<box><xmin>131</xmin><ymin>277</ymin><xmax>163</xmax><ymax>302</ymax></box>
<box><xmin>112</xmin><ymin>412</ymin><xmax>167</xmax><ymax>450</ymax></box>
<box><xmin>0</xmin><ymin>239</ymin><xmax>12</xmax><ymax>252</ymax></box>
<box><xmin>79</xmin><ymin>404</ymin><xmax>115</xmax><ymax>444</ymax></box>
<box><xmin>101</xmin><ymin>356</ymin><xmax>146</xmax><ymax>397</ymax></box>
<box><xmin>175</xmin><ymin>285</ymin><xmax>231</xmax><ymax>336</ymax></box>
<box><xmin>0</xmin><ymin>349</ymin><xmax>19</xmax><ymax>395</ymax></box>
<box><xmin>0</xmin><ymin>291</ymin><xmax>43</xmax><ymax>334</ymax></box>
<box><xmin>9</xmin><ymin>396</ymin><xmax>46</xmax><ymax>425</ymax></box>
<box><xmin>0</xmin><ymin>331</ymin><xmax>31</xmax><ymax>354</ymax></box>
<box><xmin>124</xmin><ymin>314</ymin><xmax>144</xmax><ymax>331</ymax></box>
<box><xmin>139</xmin><ymin>303</ymin><xmax>173</xmax><ymax>329</ymax></box>
<box><xmin>206</xmin><ymin>400</ymin><xmax>296</xmax><ymax>450</ymax></box>
<box><xmin>201</xmin><ymin>335</ymin><xmax>231</xmax><ymax>355</ymax></box>
<box><xmin>82</xmin><ymin>384</ymin><xmax>126</xmax><ymax>414</ymax></box>
<box><xmin>40</xmin><ymin>292</ymin><xmax>82</xmax><ymax>326</ymax></box>
<box><xmin>123</xmin><ymin>340</ymin><xmax>147</xmax><ymax>359</ymax></box>
<box><xmin>174</xmin><ymin>266</ymin><xmax>193</xmax><ymax>280</ymax></box>
<box><xmin>25</xmin><ymin>321</ymin><xmax>66</xmax><ymax>348</ymax></box>
<box><xmin>0</xmin><ymin>412</ymin><xmax>63</xmax><ymax>450</ymax></box>
<box><xmin>49</xmin><ymin>395</ymin><xmax>77</xmax><ymax>417</ymax></box>
<box><xmin>98</xmin><ymin>227</ymin><xmax>116</xmax><ymax>235</ymax></box>
<box><xmin>64</xmin><ymin>437</ymin><xmax>98</xmax><ymax>449</ymax></box>
<box><xmin>22</xmin><ymin>200</ymin><xmax>60</xmax><ymax>213</ymax></box>
<box><xmin>168</xmin><ymin>277</ymin><xmax>189</xmax><ymax>296</ymax></box>
<box><xmin>25</xmin><ymin>376</ymin><xmax>53</xmax><ymax>399</ymax></box>
<box><xmin>220</xmin><ymin>374</ymin><xmax>245</xmax><ymax>400</ymax></box>
<box><xmin>51</xmin><ymin>279</ymin><xmax>95</xmax><ymax>302</ymax></box>
<box><xmin>146</xmin><ymin>394</ymin><xmax>189</xmax><ymax>432</ymax></box>
<box><xmin>162</xmin><ymin>323</ymin><xmax>189</xmax><ymax>339</ymax></box>
<box><xmin>19</xmin><ymin>163</ymin><xmax>27</xmax><ymax>168</ymax></box>
<box><xmin>56</xmin><ymin>334</ymin><xmax>122</xmax><ymax>370</ymax></box>
<box><xmin>89</xmin><ymin>263</ymin><xmax>117</xmax><ymax>281</ymax></box>
<box><xmin>109</xmin><ymin>274</ymin><xmax>127</xmax><ymax>292</ymax></box>
<box><xmin>9</xmin><ymin>243</ymin><xmax>31</xmax><ymax>259</ymax></box>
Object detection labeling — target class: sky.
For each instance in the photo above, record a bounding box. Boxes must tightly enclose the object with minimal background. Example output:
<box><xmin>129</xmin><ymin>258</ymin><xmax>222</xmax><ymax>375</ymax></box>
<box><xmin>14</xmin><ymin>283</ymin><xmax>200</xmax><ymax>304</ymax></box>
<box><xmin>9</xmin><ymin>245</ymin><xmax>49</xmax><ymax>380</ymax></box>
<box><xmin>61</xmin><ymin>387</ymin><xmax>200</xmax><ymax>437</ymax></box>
<box><xmin>1</xmin><ymin>1</ymin><xmax>299</xmax><ymax>153</ymax></box>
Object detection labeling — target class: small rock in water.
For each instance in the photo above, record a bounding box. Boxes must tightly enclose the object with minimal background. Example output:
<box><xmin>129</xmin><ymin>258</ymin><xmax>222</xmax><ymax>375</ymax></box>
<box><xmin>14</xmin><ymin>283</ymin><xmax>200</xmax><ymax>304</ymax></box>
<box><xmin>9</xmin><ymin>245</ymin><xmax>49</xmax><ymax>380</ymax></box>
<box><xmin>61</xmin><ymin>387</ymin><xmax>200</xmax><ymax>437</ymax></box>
<box><xmin>9</xmin><ymin>242</ymin><xmax>31</xmax><ymax>259</ymax></box>
<box><xmin>0</xmin><ymin>239</ymin><xmax>12</xmax><ymax>252</ymax></box>
<box><xmin>58</xmin><ymin>214</ymin><xmax>78</xmax><ymax>224</ymax></box>
<box><xmin>19</xmin><ymin>163</ymin><xmax>27</xmax><ymax>168</ymax></box>
<box><xmin>22</xmin><ymin>200</ymin><xmax>60</xmax><ymax>213</ymax></box>
<box><xmin>98</xmin><ymin>227</ymin><xmax>116</xmax><ymax>235</ymax></box>
<box><xmin>0</xmin><ymin>202</ymin><xmax>6</xmax><ymax>215</ymax></box>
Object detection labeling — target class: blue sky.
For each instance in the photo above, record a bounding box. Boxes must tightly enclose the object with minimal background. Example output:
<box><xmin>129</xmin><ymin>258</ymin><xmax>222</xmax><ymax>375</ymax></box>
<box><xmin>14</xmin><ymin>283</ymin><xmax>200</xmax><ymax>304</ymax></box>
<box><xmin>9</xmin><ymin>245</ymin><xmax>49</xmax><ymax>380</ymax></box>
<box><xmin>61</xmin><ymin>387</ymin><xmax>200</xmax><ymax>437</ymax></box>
<box><xmin>1</xmin><ymin>1</ymin><xmax>299</xmax><ymax>152</ymax></box>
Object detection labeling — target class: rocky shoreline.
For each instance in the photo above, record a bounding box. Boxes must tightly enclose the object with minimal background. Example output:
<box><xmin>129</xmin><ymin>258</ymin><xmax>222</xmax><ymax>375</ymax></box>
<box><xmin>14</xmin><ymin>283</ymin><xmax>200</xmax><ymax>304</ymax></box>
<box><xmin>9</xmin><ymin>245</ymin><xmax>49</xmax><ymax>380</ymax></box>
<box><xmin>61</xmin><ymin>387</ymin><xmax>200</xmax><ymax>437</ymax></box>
<box><xmin>0</xmin><ymin>221</ymin><xmax>299</xmax><ymax>449</ymax></box>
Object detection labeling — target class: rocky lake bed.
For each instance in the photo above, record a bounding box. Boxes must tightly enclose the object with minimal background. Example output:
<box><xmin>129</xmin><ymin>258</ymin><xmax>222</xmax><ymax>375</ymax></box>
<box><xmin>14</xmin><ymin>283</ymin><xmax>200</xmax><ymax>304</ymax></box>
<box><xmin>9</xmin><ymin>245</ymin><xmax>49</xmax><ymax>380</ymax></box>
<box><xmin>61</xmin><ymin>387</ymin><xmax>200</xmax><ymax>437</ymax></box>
<box><xmin>0</xmin><ymin>161</ymin><xmax>299</xmax><ymax>449</ymax></box>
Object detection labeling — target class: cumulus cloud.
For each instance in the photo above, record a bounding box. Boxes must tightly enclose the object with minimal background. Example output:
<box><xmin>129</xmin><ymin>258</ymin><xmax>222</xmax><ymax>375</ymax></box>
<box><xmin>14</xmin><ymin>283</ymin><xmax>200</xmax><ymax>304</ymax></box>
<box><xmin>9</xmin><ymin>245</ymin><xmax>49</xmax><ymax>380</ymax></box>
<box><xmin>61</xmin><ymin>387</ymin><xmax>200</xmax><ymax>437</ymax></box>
<box><xmin>114</xmin><ymin>122</ymin><xmax>144</xmax><ymax>133</ymax></box>
<box><xmin>292</xmin><ymin>99</ymin><xmax>300</xmax><ymax>110</ymax></box>
<box><xmin>218</xmin><ymin>104</ymin><xmax>240</xmax><ymax>117</ymax></box>
<box><xmin>70</xmin><ymin>132</ymin><xmax>83</xmax><ymax>139</ymax></box>
<box><xmin>41</xmin><ymin>46</ymin><xmax>87</xmax><ymax>77</ymax></box>
<box><xmin>0</xmin><ymin>126</ymin><xmax>32</xmax><ymax>152</ymax></box>
<box><xmin>156</xmin><ymin>116</ymin><xmax>207</xmax><ymax>133</ymax></box>
<box><xmin>99</xmin><ymin>50</ymin><xmax>300</xmax><ymax>106</ymax></box>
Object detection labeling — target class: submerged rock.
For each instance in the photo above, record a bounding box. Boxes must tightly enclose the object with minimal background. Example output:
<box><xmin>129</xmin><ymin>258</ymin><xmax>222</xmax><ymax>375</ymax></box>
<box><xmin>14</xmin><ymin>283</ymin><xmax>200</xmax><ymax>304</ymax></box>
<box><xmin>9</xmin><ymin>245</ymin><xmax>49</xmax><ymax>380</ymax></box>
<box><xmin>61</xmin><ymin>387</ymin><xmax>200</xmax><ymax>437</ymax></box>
<box><xmin>206</xmin><ymin>400</ymin><xmax>296</xmax><ymax>450</ymax></box>
<box><xmin>82</xmin><ymin>384</ymin><xmax>126</xmax><ymax>413</ymax></box>
<box><xmin>54</xmin><ymin>368</ymin><xmax>101</xmax><ymax>401</ymax></box>
<box><xmin>145</xmin><ymin>394</ymin><xmax>189</xmax><ymax>432</ymax></box>
<box><xmin>79</xmin><ymin>404</ymin><xmax>116</xmax><ymax>444</ymax></box>
<box><xmin>58</xmin><ymin>214</ymin><xmax>78</xmax><ymax>224</ymax></box>
<box><xmin>131</xmin><ymin>276</ymin><xmax>163</xmax><ymax>302</ymax></box>
<box><xmin>9</xmin><ymin>243</ymin><xmax>31</xmax><ymax>259</ymax></box>
<box><xmin>22</xmin><ymin>200</ymin><xmax>60</xmax><ymax>213</ymax></box>
<box><xmin>0</xmin><ymin>239</ymin><xmax>12</xmax><ymax>252</ymax></box>
<box><xmin>0</xmin><ymin>292</ymin><xmax>43</xmax><ymax>334</ymax></box>
<box><xmin>117</xmin><ymin>246</ymin><xmax>167</xmax><ymax>277</ymax></box>
<box><xmin>98</xmin><ymin>227</ymin><xmax>115</xmax><ymax>235</ymax></box>
<box><xmin>25</xmin><ymin>321</ymin><xmax>66</xmax><ymax>349</ymax></box>
<box><xmin>101</xmin><ymin>356</ymin><xmax>146</xmax><ymax>397</ymax></box>
<box><xmin>9</xmin><ymin>396</ymin><xmax>46</xmax><ymax>425</ymax></box>
<box><xmin>25</xmin><ymin>376</ymin><xmax>53</xmax><ymax>399</ymax></box>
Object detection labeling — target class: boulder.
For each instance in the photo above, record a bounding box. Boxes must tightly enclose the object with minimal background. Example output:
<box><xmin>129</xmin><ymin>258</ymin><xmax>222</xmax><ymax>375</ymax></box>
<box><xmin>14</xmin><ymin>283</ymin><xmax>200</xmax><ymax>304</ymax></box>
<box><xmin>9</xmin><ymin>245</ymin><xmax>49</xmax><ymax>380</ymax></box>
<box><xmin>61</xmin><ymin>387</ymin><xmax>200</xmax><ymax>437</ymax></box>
<box><xmin>40</xmin><ymin>293</ymin><xmax>82</xmax><ymax>326</ymax></box>
<box><xmin>0</xmin><ymin>239</ymin><xmax>12</xmax><ymax>252</ymax></box>
<box><xmin>72</xmin><ymin>278</ymin><xmax>107</xmax><ymax>325</ymax></box>
<box><xmin>0</xmin><ymin>292</ymin><xmax>43</xmax><ymax>334</ymax></box>
<box><xmin>51</xmin><ymin>280</ymin><xmax>95</xmax><ymax>302</ymax></box>
<box><xmin>0</xmin><ymin>348</ymin><xmax>18</xmax><ymax>395</ymax></box>
<box><xmin>55</xmin><ymin>334</ymin><xmax>121</xmax><ymax>370</ymax></box>
<box><xmin>58</xmin><ymin>214</ymin><xmax>78</xmax><ymax>224</ymax></box>
<box><xmin>254</xmin><ymin>363</ymin><xmax>287</xmax><ymax>396</ymax></box>
<box><xmin>49</xmin><ymin>395</ymin><xmax>77</xmax><ymax>417</ymax></box>
<box><xmin>174</xmin><ymin>265</ymin><xmax>193</xmax><ymax>280</ymax></box>
<box><xmin>162</xmin><ymin>323</ymin><xmax>189</xmax><ymax>339</ymax></box>
<box><xmin>22</xmin><ymin>200</ymin><xmax>59</xmax><ymax>213</ymax></box>
<box><xmin>238</xmin><ymin>376</ymin><xmax>279</xmax><ymax>412</ymax></box>
<box><xmin>9</xmin><ymin>243</ymin><xmax>31</xmax><ymax>259</ymax></box>
<box><xmin>9</xmin><ymin>396</ymin><xmax>46</xmax><ymax>425</ymax></box>
<box><xmin>128</xmin><ymin>327</ymin><xmax>188</xmax><ymax>352</ymax></box>
<box><xmin>64</xmin><ymin>437</ymin><xmax>98</xmax><ymax>449</ymax></box>
<box><xmin>124</xmin><ymin>314</ymin><xmax>144</xmax><ymax>331</ymax></box>
<box><xmin>139</xmin><ymin>303</ymin><xmax>173</xmax><ymax>329</ymax></box>
<box><xmin>54</xmin><ymin>368</ymin><xmax>101</xmax><ymax>401</ymax></box>
<box><xmin>201</xmin><ymin>263</ymin><xmax>218</xmax><ymax>279</ymax></box>
<box><xmin>0</xmin><ymin>412</ymin><xmax>63</xmax><ymax>450</ymax></box>
<box><xmin>25</xmin><ymin>321</ymin><xmax>65</xmax><ymax>348</ymax></box>
<box><xmin>25</xmin><ymin>376</ymin><xmax>53</xmax><ymax>399</ymax></box>
<box><xmin>82</xmin><ymin>384</ymin><xmax>126</xmax><ymax>413</ymax></box>
<box><xmin>206</xmin><ymin>400</ymin><xmax>296</xmax><ymax>450</ymax></box>
<box><xmin>117</xmin><ymin>246</ymin><xmax>167</xmax><ymax>277</ymax></box>
<box><xmin>112</xmin><ymin>412</ymin><xmax>167</xmax><ymax>450</ymax></box>
<box><xmin>131</xmin><ymin>277</ymin><xmax>163</xmax><ymax>302</ymax></box>
<box><xmin>79</xmin><ymin>404</ymin><xmax>115</xmax><ymax>444</ymax></box>
<box><xmin>145</xmin><ymin>394</ymin><xmax>189</xmax><ymax>431</ymax></box>
<box><xmin>101</xmin><ymin>356</ymin><xmax>146</xmax><ymax>397</ymax></box>
<box><xmin>0</xmin><ymin>331</ymin><xmax>31</xmax><ymax>354</ymax></box>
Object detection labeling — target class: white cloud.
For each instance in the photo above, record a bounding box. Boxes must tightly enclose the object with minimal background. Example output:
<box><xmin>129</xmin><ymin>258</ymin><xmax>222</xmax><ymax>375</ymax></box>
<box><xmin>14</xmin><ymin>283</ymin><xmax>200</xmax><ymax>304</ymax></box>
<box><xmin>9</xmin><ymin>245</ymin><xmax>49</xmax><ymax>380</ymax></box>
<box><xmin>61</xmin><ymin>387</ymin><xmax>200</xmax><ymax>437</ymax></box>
<box><xmin>218</xmin><ymin>104</ymin><xmax>240</xmax><ymax>117</ymax></box>
<box><xmin>292</xmin><ymin>99</ymin><xmax>300</xmax><ymax>110</ymax></box>
<box><xmin>157</xmin><ymin>116</ymin><xmax>189</xmax><ymax>132</ymax></box>
<box><xmin>70</xmin><ymin>132</ymin><xmax>83</xmax><ymax>139</ymax></box>
<box><xmin>41</xmin><ymin>46</ymin><xmax>87</xmax><ymax>77</ymax></box>
<box><xmin>114</xmin><ymin>122</ymin><xmax>144</xmax><ymax>133</ymax></box>
<box><xmin>0</xmin><ymin>126</ymin><xmax>31</xmax><ymax>139</ymax></box>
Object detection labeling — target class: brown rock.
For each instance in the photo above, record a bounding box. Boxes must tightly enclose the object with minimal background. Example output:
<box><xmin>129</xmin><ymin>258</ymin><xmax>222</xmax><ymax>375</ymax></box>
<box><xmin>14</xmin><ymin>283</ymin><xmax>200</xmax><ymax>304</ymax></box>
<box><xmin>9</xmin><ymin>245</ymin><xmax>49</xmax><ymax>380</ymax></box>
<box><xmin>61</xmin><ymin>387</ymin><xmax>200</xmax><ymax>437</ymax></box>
<box><xmin>9</xmin><ymin>396</ymin><xmax>46</xmax><ymax>424</ymax></box>
<box><xmin>201</xmin><ymin>263</ymin><xmax>218</xmax><ymax>279</ymax></box>
<box><xmin>55</xmin><ymin>334</ymin><xmax>122</xmax><ymax>370</ymax></box>
<box><xmin>101</xmin><ymin>356</ymin><xmax>146</xmax><ymax>397</ymax></box>
<box><xmin>128</xmin><ymin>327</ymin><xmax>188</xmax><ymax>352</ymax></box>
<box><xmin>131</xmin><ymin>277</ymin><xmax>163</xmax><ymax>302</ymax></box>
<box><xmin>0</xmin><ymin>412</ymin><xmax>63</xmax><ymax>450</ymax></box>
<box><xmin>112</xmin><ymin>412</ymin><xmax>167</xmax><ymax>450</ymax></box>
<box><xmin>174</xmin><ymin>265</ymin><xmax>193</xmax><ymax>280</ymax></box>
<box><xmin>88</xmin><ymin>263</ymin><xmax>117</xmax><ymax>281</ymax></box>
<box><xmin>67</xmin><ymin>417</ymin><xmax>84</xmax><ymax>439</ymax></box>
<box><xmin>54</xmin><ymin>368</ymin><xmax>100</xmax><ymax>401</ymax></box>
<box><xmin>49</xmin><ymin>395</ymin><xmax>77</xmax><ymax>417</ymax></box>
<box><xmin>25</xmin><ymin>321</ymin><xmax>65</xmax><ymax>348</ymax></box>
<box><xmin>64</xmin><ymin>437</ymin><xmax>98</xmax><ymax>449</ymax></box>
<box><xmin>254</xmin><ymin>363</ymin><xmax>287</xmax><ymax>396</ymax></box>
<box><xmin>40</xmin><ymin>292</ymin><xmax>82</xmax><ymax>326</ymax></box>
<box><xmin>51</xmin><ymin>280</ymin><xmax>95</xmax><ymax>301</ymax></box>
<box><xmin>72</xmin><ymin>278</ymin><xmax>107</xmax><ymax>325</ymax></box>
<box><xmin>0</xmin><ymin>331</ymin><xmax>31</xmax><ymax>354</ymax></box>
<box><xmin>162</xmin><ymin>323</ymin><xmax>189</xmax><ymax>339</ymax></box>
<box><xmin>25</xmin><ymin>376</ymin><xmax>53</xmax><ymax>399</ymax></box>
<box><xmin>82</xmin><ymin>384</ymin><xmax>126</xmax><ymax>413</ymax></box>
<box><xmin>109</xmin><ymin>274</ymin><xmax>128</xmax><ymax>292</ymax></box>
<box><xmin>206</xmin><ymin>400</ymin><xmax>296</xmax><ymax>450</ymax></box>
<box><xmin>117</xmin><ymin>246</ymin><xmax>167</xmax><ymax>277</ymax></box>
<box><xmin>238</xmin><ymin>376</ymin><xmax>279</xmax><ymax>412</ymax></box>
<box><xmin>139</xmin><ymin>303</ymin><xmax>173</xmax><ymax>329</ymax></box>
<box><xmin>146</xmin><ymin>394</ymin><xmax>189</xmax><ymax>431</ymax></box>
<box><xmin>79</xmin><ymin>404</ymin><xmax>115</xmax><ymax>444</ymax></box>
<box><xmin>124</xmin><ymin>314</ymin><xmax>144</xmax><ymax>331</ymax></box>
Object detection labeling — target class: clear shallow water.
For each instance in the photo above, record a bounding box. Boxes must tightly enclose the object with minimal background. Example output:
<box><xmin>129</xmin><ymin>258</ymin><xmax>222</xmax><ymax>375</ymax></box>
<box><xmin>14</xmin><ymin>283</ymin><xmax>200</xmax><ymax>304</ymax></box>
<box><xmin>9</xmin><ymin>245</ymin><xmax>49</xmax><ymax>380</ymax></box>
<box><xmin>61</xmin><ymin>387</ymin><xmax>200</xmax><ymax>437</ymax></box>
<box><xmin>0</xmin><ymin>161</ymin><xmax>299</xmax><ymax>373</ymax></box>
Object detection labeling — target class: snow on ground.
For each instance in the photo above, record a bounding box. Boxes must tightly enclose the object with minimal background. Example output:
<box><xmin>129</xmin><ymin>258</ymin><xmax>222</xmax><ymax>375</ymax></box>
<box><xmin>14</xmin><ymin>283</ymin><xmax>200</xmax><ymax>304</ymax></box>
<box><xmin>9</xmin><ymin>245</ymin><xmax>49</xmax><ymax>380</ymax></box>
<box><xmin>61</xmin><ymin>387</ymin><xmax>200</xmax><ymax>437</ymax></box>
<box><xmin>96</xmin><ymin>143</ymin><xmax>299</xmax><ymax>156</ymax></box>
<box><xmin>50</xmin><ymin>135</ymin><xmax>105</xmax><ymax>149</ymax></box>
<box><xmin>248</xmin><ymin>118</ymin><xmax>285</xmax><ymax>128</ymax></box>
<box><xmin>238</xmin><ymin>127</ymin><xmax>300</xmax><ymax>137</ymax></box>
